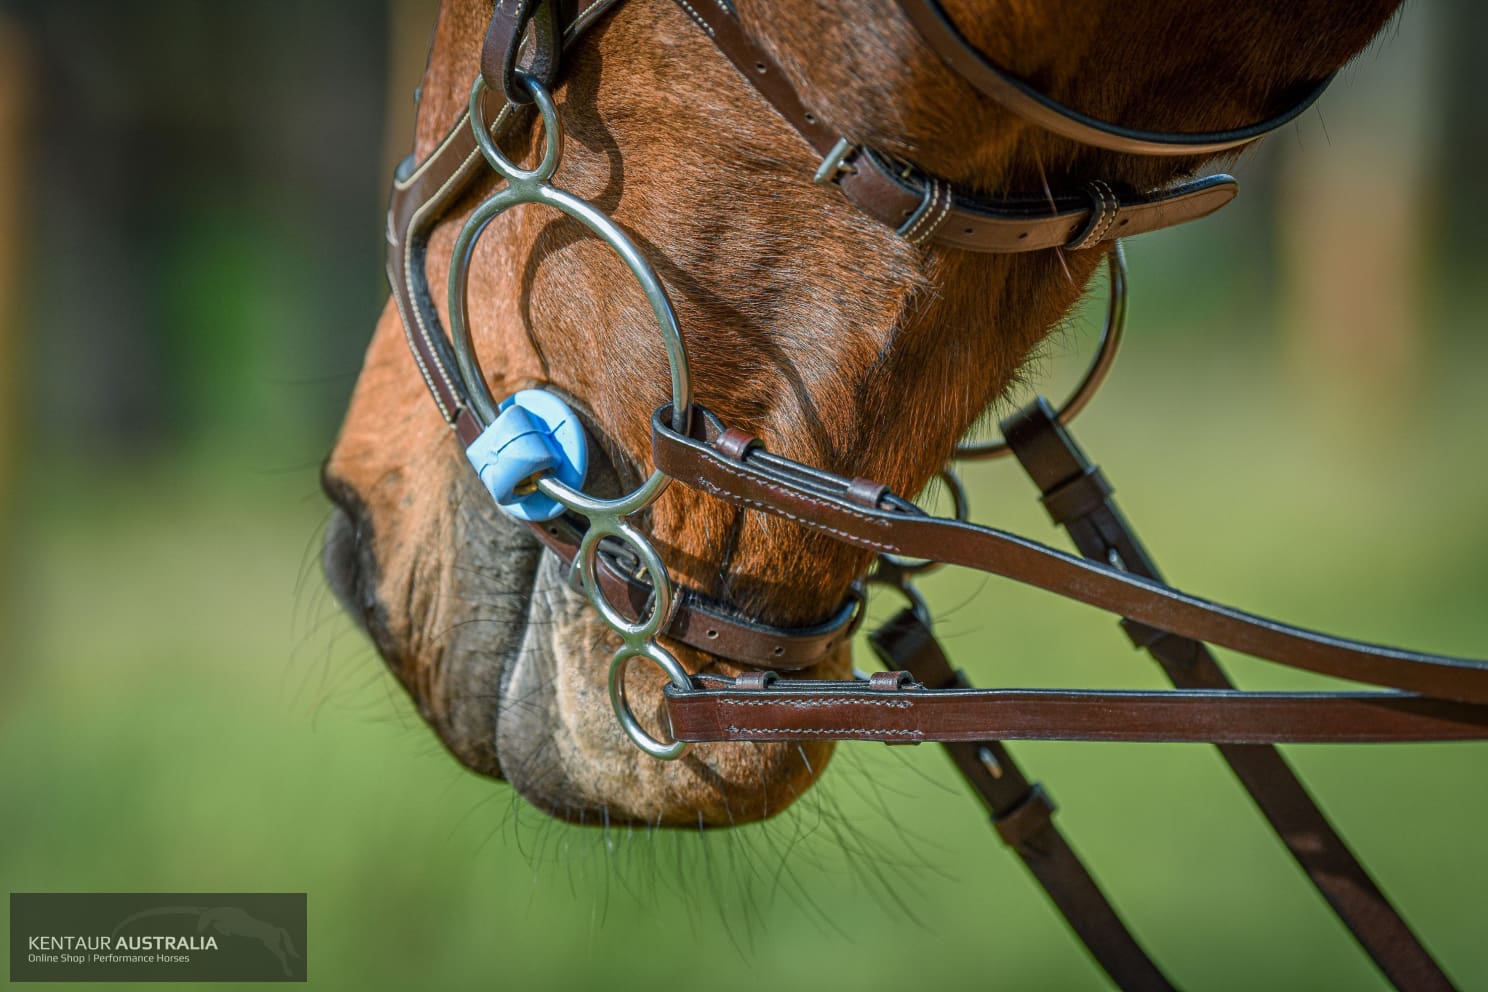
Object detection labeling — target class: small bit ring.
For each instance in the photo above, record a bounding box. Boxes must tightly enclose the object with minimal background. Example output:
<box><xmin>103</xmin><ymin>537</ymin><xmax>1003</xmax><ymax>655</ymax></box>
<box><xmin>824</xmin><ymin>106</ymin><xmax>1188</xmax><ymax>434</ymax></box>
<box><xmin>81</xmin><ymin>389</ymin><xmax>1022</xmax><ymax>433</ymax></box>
<box><xmin>609</xmin><ymin>644</ymin><xmax>692</xmax><ymax>760</ymax></box>
<box><xmin>467</xmin><ymin>72</ymin><xmax>562</xmax><ymax>185</ymax></box>
<box><xmin>577</xmin><ymin>520</ymin><xmax>674</xmax><ymax>640</ymax></box>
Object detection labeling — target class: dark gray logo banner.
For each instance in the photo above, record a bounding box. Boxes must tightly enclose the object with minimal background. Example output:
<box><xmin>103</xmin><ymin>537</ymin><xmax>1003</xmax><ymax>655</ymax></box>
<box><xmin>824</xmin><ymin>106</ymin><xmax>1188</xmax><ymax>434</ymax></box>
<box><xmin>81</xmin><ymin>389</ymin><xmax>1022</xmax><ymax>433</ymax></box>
<box><xmin>10</xmin><ymin>893</ymin><xmax>307</xmax><ymax>983</ymax></box>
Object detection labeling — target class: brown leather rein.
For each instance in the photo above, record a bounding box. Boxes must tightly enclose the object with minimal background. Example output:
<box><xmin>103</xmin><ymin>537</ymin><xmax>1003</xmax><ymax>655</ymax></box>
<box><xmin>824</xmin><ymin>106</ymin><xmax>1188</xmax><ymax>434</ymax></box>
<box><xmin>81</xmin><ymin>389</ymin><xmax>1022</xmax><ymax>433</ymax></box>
<box><xmin>653</xmin><ymin>405</ymin><xmax>1488</xmax><ymax>732</ymax></box>
<box><xmin>384</xmin><ymin>2</ymin><xmax>1481</xmax><ymax>988</ymax></box>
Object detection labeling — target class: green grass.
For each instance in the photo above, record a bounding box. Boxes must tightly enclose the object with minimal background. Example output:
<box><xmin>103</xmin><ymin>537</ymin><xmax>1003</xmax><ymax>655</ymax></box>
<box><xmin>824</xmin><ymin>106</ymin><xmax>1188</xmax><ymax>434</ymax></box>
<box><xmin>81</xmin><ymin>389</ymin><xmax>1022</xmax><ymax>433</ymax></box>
<box><xmin>4</xmin><ymin>342</ymin><xmax>1488</xmax><ymax>991</ymax></box>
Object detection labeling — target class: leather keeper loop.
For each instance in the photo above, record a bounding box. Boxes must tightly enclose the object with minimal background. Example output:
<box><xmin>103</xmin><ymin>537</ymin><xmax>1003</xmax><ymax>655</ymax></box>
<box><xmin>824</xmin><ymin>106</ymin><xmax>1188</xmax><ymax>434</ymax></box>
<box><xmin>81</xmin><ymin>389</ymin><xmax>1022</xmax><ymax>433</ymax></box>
<box><xmin>734</xmin><ymin>670</ymin><xmax>778</xmax><ymax>691</ymax></box>
<box><xmin>482</xmin><ymin>0</ymin><xmax>560</xmax><ymax>106</ymax></box>
<box><xmin>1040</xmin><ymin>464</ymin><xmax>1114</xmax><ymax>526</ymax></box>
<box><xmin>895</xmin><ymin>175</ymin><xmax>953</xmax><ymax>245</ymax></box>
<box><xmin>847</xmin><ymin>476</ymin><xmax>889</xmax><ymax>508</ymax></box>
<box><xmin>869</xmin><ymin>670</ymin><xmax>914</xmax><ymax>691</ymax></box>
<box><xmin>993</xmin><ymin>783</ymin><xmax>1057</xmax><ymax>849</ymax></box>
<box><xmin>716</xmin><ymin>428</ymin><xmax>760</xmax><ymax>461</ymax></box>
<box><xmin>1065</xmin><ymin>179</ymin><xmax>1121</xmax><ymax>250</ymax></box>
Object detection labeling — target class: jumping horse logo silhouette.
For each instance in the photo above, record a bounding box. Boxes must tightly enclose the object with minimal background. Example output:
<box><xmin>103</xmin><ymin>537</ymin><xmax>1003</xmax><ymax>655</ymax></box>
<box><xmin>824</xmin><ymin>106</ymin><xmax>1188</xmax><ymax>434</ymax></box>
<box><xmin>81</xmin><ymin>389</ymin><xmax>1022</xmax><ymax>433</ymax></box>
<box><xmin>112</xmin><ymin>905</ymin><xmax>301</xmax><ymax>977</ymax></box>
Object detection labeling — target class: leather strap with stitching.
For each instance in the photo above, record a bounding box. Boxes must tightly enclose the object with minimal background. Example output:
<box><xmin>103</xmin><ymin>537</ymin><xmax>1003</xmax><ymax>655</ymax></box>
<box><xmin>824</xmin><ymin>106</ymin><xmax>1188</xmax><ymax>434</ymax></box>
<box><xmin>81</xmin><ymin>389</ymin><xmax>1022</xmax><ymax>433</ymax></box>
<box><xmin>528</xmin><ymin>515</ymin><xmax>858</xmax><ymax>670</ymax></box>
<box><xmin>671</xmin><ymin>0</ymin><xmax>1239</xmax><ymax>252</ymax></box>
<box><xmin>666</xmin><ymin>676</ymin><xmax>1488</xmax><ymax>745</ymax></box>
<box><xmin>838</xmin><ymin>151</ymin><xmax>1236</xmax><ymax>251</ymax></box>
<box><xmin>651</xmin><ymin>404</ymin><xmax>1488</xmax><ymax>706</ymax></box>
<box><xmin>481</xmin><ymin>0</ymin><xmax>560</xmax><ymax>105</ymax></box>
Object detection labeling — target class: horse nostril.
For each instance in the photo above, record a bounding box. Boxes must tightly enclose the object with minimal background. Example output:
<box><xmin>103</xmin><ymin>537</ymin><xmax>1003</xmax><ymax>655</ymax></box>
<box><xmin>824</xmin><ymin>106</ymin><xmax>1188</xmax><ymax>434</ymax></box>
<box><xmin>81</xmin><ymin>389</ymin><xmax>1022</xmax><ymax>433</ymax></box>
<box><xmin>322</xmin><ymin>507</ymin><xmax>367</xmax><ymax>629</ymax></box>
<box><xmin>319</xmin><ymin>460</ymin><xmax>358</xmax><ymax>516</ymax></box>
<box><xmin>319</xmin><ymin>463</ymin><xmax>377</xmax><ymax>631</ymax></box>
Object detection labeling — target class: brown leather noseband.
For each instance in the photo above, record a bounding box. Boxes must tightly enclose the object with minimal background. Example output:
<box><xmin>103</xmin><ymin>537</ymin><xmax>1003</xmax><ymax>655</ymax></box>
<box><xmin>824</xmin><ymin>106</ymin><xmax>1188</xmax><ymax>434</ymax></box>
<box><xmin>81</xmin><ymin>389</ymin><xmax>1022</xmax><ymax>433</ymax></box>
<box><xmin>380</xmin><ymin>2</ymin><xmax>1481</xmax><ymax>989</ymax></box>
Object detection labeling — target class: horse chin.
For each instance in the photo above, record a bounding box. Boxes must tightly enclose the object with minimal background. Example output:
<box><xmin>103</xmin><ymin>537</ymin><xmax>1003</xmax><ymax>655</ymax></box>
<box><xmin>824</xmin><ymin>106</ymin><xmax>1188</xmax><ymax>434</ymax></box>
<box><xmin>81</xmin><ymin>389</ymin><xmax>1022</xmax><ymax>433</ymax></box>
<box><xmin>492</xmin><ymin>551</ymin><xmax>838</xmax><ymax>827</ymax></box>
<box><xmin>324</xmin><ymin>414</ymin><xmax>837</xmax><ymax>826</ymax></box>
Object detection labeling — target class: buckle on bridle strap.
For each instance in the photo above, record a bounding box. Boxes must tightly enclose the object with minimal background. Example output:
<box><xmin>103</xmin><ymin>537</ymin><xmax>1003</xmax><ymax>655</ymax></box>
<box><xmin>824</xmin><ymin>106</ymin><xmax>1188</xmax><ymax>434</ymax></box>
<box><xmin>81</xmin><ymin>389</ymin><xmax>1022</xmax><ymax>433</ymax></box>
<box><xmin>812</xmin><ymin>137</ymin><xmax>859</xmax><ymax>185</ymax></box>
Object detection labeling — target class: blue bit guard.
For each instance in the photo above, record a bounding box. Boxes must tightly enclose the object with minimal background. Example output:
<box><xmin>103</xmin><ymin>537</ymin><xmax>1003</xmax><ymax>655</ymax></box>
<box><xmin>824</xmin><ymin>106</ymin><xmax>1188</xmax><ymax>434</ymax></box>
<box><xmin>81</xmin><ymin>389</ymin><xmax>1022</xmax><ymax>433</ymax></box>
<box><xmin>464</xmin><ymin>389</ymin><xmax>588</xmax><ymax>522</ymax></box>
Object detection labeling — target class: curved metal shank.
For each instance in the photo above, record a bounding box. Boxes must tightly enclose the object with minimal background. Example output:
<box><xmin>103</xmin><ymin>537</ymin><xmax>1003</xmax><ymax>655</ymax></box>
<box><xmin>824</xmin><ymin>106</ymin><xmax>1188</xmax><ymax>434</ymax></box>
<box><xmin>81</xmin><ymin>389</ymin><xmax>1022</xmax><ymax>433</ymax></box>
<box><xmin>446</xmin><ymin>73</ymin><xmax>694</xmax><ymax>759</ymax></box>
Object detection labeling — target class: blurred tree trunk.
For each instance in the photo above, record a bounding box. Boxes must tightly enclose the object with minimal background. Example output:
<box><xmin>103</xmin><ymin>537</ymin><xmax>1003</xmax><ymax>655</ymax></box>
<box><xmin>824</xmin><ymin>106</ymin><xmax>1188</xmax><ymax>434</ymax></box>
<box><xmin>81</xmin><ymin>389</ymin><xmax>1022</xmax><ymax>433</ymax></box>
<box><xmin>1439</xmin><ymin>0</ymin><xmax>1488</xmax><ymax>258</ymax></box>
<box><xmin>0</xmin><ymin>16</ymin><xmax>29</xmax><ymax>588</ymax></box>
<box><xmin>1277</xmin><ymin>2</ymin><xmax>1438</xmax><ymax>435</ymax></box>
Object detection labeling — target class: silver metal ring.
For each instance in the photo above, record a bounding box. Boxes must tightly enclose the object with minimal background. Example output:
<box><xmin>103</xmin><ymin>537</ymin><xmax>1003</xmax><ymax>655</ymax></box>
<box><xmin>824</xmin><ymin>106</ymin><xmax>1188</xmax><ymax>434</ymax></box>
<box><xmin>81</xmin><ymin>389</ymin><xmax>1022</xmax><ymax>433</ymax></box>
<box><xmin>468</xmin><ymin>73</ymin><xmax>562</xmax><ymax>184</ymax></box>
<box><xmin>577</xmin><ymin>520</ymin><xmax>673</xmax><ymax>640</ymax></box>
<box><xmin>955</xmin><ymin>240</ymin><xmax>1127</xmax><ymax>461</ymax></box>
<box><xmin>608</xmin><ymin>644</ymin><xmax>692</xmax><ymax>760</ymax></box>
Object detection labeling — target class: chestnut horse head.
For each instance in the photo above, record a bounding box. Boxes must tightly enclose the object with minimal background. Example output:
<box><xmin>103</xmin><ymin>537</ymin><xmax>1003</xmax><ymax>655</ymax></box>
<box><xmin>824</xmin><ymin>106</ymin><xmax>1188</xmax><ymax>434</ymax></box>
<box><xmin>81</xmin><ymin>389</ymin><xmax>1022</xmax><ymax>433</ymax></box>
<box><xmin>323</xmin><ymin>0</ymin><xmax>1399</xmax><ymax>825</ymax></box>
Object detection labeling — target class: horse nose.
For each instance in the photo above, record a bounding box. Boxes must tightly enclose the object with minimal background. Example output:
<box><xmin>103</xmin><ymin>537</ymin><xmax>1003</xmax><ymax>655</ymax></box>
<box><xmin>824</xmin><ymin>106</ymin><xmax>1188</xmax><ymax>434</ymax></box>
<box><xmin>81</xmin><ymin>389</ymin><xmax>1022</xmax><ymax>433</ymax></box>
<box><xmin>320</xmin><ymin>463</ymin><xmax>371</xmax><ymax>629</ymax></box>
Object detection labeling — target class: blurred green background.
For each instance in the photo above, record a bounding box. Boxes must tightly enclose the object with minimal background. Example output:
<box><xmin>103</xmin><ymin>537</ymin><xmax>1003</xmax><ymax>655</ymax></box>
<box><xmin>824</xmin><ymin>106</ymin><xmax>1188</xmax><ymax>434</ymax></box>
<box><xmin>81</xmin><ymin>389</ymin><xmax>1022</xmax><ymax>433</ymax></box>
<box><xmin>1</xmin><ymin>1</ymin><xmax>1486</xmax><ymax>989</ymax></box>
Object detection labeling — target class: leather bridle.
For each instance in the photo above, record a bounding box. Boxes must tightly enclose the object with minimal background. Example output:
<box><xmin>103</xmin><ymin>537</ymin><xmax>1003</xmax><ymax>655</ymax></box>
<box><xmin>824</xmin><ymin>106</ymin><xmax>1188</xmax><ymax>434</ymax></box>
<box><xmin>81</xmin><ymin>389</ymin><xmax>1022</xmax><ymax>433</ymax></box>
<box><xmin>381</xmin><ymin>1</ymin><xmax>1483</xmax><ymax>989</ymax></box>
